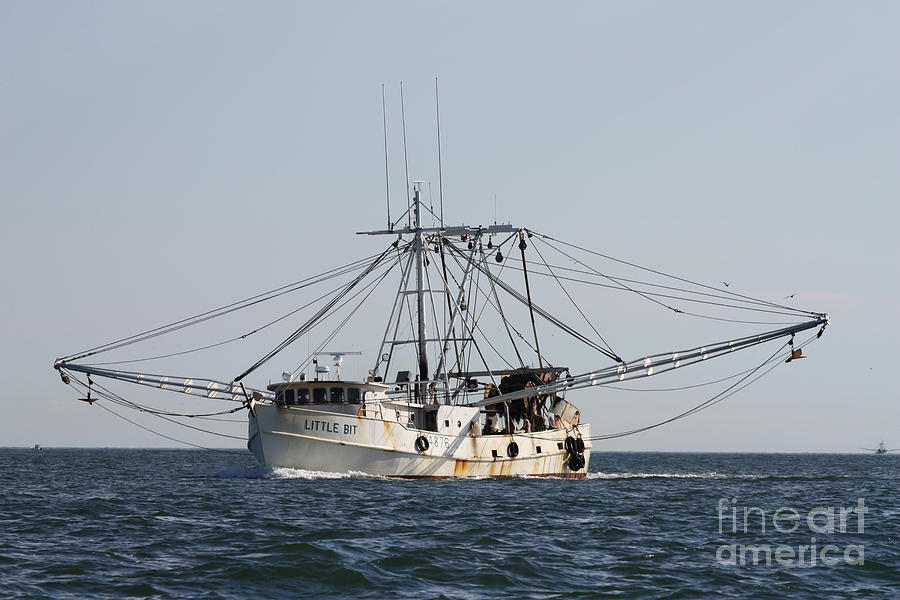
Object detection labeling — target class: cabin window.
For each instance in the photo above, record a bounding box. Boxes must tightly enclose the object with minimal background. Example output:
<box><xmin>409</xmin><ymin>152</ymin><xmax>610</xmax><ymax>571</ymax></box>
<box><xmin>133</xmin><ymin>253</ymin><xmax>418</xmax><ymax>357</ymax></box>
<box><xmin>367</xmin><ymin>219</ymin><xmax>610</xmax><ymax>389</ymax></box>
<box><xmin>313</xmin><ymin>388</ymin><xmax>327</xmax><ymax>403</ymax></box>
<box><xmin>297</xmin><ymin>388</ymin><xmax>310</xmax><ymax>404</ymax></box>
<box><xmin>284</xmin><ymin>389</ymin><xmax>295</xmax><ymax>405</ymax></box>
<box><xmin>347</xmin><ymin>387</ymin><xmax>360</xmax><ymax>403</ymax></box>
<box><xmin>536</xmin><ymin>445</ymin><xmax>542</xmax><ymax>454</ymax></box>
<box><xmin>331</xmin><ymin>387</ymin><xmax>345</xmax><ymax>403</ymax></box>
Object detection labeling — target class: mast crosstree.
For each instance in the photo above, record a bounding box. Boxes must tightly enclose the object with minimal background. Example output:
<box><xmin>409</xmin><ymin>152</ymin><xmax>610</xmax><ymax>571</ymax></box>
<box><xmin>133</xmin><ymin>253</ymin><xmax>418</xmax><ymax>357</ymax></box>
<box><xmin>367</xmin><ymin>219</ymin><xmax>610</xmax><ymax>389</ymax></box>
<box><xmin>360</xmin><ymin>181</ymin><xmax>517</xmax><ymax>403</ymax></box>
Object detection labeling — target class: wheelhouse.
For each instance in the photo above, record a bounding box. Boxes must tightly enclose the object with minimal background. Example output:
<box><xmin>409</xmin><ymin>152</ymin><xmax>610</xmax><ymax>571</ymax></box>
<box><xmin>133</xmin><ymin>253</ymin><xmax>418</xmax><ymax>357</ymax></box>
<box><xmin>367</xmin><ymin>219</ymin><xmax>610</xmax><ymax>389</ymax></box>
<box><xmin>267</xmin><ymin>380</ymin><xmax>383</xmax><ymax>407</ymax></box>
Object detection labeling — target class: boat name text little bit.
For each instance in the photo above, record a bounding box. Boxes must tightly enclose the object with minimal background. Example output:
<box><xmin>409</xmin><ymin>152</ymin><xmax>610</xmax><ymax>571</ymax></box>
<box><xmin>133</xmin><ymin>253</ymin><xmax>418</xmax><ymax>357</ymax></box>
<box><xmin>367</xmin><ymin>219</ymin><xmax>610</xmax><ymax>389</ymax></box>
<box><xmin>304</xmin><ymin>420</ymin><xmax>357</xmax><ymax>436</ymax></box>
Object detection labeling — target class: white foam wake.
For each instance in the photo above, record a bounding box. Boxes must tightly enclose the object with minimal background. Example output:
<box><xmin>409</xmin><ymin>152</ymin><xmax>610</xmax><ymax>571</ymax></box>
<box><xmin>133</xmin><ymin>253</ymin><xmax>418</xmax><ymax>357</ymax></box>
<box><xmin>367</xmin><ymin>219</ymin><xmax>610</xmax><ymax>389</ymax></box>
<box><xmin>585</xmin><ymin>471</ymin><xmax>752</xmax><ymax>480</ymax></box>
<box><xmin>212</xmin><ymin>464</ymin><xmax>381</xmax><ymax>480</ymax></box>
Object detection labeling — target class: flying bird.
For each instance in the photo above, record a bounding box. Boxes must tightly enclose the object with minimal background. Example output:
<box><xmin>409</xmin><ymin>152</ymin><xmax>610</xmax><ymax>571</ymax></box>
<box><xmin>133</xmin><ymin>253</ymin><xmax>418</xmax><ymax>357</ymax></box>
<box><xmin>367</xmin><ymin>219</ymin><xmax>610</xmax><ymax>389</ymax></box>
<box><xmin>784</xmin><ymin>293</ymin><xmax>796</xmax><ymax>299</ymax></box>
<box><xmin>721</xmin><ymin>281</ymin><xmax>730</xmax><ymax>287</ymax></box>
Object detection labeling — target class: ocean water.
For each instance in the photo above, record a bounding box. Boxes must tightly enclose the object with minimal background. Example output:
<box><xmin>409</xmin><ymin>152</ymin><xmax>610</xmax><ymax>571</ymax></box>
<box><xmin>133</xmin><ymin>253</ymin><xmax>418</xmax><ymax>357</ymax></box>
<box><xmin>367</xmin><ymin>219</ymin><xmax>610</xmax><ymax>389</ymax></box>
<box><xmin>1</xmin><ymin>449</ymin><xmax>896</xmax><ymax>599</ymax></box>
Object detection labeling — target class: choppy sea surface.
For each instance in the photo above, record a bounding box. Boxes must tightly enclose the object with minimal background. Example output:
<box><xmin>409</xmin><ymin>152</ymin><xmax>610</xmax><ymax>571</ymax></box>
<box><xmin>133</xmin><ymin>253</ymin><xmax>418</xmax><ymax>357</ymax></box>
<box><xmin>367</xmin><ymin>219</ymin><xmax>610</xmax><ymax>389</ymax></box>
<box><xmin>1</xmin><ymin>449</ymin><xmax>897</xmax><ymax>599</ymax></box>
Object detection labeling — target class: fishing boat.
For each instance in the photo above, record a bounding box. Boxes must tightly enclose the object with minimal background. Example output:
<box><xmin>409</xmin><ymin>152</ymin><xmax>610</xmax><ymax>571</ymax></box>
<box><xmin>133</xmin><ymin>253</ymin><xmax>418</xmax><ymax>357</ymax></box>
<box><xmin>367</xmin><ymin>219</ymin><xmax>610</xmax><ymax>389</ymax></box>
<box><xmin>860</xmin><ymin>442</ymin><xmax>897</xmax><ymax>455</ymax></box>
<box><xmin>53</xmin><ymin>91</ymin><xmax>830</xmax><ymax>478</ymax></box>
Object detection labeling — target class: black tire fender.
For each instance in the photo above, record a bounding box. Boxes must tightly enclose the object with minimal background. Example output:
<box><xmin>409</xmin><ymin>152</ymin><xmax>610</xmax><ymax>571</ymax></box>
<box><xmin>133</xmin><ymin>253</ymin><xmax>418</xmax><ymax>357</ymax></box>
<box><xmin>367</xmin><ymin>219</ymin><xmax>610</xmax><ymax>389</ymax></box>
<box><xmin>415</xmin><ymin>435</ymin><xmax>429</xmax><ymax>453</ymax></box>
<box><xmin>507</xmin><ymin>441</ymin><xmax>519</xmax><ymax>458</ymax></box>
<box><xmin>568</xmin><ymin>453</ymin><xmax>585</xmax><ymax>471</ymax></box>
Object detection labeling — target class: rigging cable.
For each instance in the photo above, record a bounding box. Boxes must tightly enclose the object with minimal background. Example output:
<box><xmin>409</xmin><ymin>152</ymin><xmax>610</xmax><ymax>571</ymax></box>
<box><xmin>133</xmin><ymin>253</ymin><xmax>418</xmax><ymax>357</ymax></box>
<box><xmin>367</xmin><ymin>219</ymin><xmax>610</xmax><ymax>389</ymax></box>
<box><xmin>81</xmin><ymin>262</ymin><xmax>400</xmax><ymax>367</ymax></box>
<box><xmin>536</xmin><ymin>233</ymin><xmax>683</xmax><ymax>316</ymax></box>
<box><xmin>437</xmin><ymin>237</ymin><xmax>461</xmax><ymax>374</ymax></box>
<box><xmin>235</xmin><ymin>242</ymin><xmax>399</xmax><ymax>382</ymax></box>
<box><xmin>465</xmin><ymin>240</ymin><xmax>538</xmax><ymax>369</ymax></box>
<box><xmin>532</xmin><ymin>230</ymin><xmax>822</xmax><ymax>318</ymax></box>
<box><xmin>479</xmin><ymin>243</ymin><xmax>526</xmax><ymax>369</ymax></box>
<box><xmin>443</xmin><ymin>237</ymin><xmax>545</xmax><ymax>365</ymax></box>
<box><xmin>67</xmin><ymin>373</ymin><xmax>245</xmax><ymax>441</ymax></box>
<box><xmin>529</xmin><ymin>235</ymin><xmax>619</xmax><ymax>358</ymax></box>
<box><xmin>95</xmin><ymin>402</ymin><xmax>236</xmax><ymax>451</ymax></box>
<box><xmin>425</xmin><ymin>238</ymin><xmax>506</xmax><ymax>389</ymax></box>
<box><xmin>518</xmin><ymin>231</ymin><xmax>544</xmax><ymax>368</ymax></box>
<box><xmin>60</xmin><ymin>251</ymin><xmax>389</xmax><ymax>362</ymax></box>
<box><xmin>445</xmin><ymin>241</ymin><xmax>620</xmax><ymax>362</ymax></box>
<box><xmin>505</xmin><ymin>242</ymin><xmax>811</xmax><ymax>322</ymax></box>
<box><xmin>375</xmin><ymin>248</ymin><xmax>417</xmax><ymax>380</ymax></box>
<box><xmin>422</xmin><ymin>249</ymin><xmax>452</xmax><ymax>398</ymax></box>
<box><xmin>290</xmin><ymin>251</ymin><xmax>403</xmax><ymax>378</ymax></box>
<box><xmin>587</xmin><ymin>332</ymin><xmax>818</xmax><ymax>441</ymax></box>
<box><xmin>517</xmin><ymin>256</ymin><xmax>801</xmax><ymax>314</ymax></box>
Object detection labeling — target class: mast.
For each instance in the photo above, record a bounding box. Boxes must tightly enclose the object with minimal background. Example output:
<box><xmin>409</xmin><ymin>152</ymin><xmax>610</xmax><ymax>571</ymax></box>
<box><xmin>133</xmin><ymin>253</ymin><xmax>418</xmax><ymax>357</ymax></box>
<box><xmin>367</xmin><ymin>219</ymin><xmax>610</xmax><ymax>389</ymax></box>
<box><xmin>519</xmin><ymin>230</ymin><xmax>543</xmax><ymax>368</ymax></box>
<box><xmin>435</xmin><ymin>77</ymin><xmax>444</xmax><ymax>228</ymax></box>
<box><xmin>412</xmin><ymin>182</ymin><xmax>429</xmax><ymax>397</ymax></box>
<box><xmin>382</xmin><ymin>84</ymin><xmax>391</xmax><ymax>231</ymax></box>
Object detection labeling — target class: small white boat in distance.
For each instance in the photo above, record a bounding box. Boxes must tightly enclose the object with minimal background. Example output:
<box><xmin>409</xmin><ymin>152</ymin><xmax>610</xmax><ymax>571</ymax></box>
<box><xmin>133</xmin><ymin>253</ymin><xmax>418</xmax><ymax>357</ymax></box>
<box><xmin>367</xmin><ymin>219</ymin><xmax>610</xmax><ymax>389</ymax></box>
<box><xmin>860</xmin><ymin>442</ymin><xmax>898</xmax><ymax>455</ymax></box>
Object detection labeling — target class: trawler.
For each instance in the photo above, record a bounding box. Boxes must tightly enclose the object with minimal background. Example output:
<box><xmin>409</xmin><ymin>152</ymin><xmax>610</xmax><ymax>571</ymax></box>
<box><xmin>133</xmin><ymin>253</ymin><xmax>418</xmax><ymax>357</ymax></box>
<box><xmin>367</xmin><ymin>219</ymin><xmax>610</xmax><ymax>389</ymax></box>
<box><xmin>52</xmin><ymin>181</ymin><xmax>828</xmax><ymax>478</ymax></box>
<box><xmin>53</xmin><ymin>91</ymin><xmax>830</xmax><ymax>478</ymax></box>
<box><xmin>860</xmin><ymin>442</ymin><xmax>897</xmax><ymax>455</ymax></box>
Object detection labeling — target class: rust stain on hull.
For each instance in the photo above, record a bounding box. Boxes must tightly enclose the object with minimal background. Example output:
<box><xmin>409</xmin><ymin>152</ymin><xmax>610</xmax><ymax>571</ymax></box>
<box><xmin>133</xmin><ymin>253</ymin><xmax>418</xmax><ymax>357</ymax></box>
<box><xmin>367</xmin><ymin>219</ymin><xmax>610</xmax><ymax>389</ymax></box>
<box><xmin>382</xmin><ymin>420</ymin><xmax>395</xmax><ymax>446</ymax></box>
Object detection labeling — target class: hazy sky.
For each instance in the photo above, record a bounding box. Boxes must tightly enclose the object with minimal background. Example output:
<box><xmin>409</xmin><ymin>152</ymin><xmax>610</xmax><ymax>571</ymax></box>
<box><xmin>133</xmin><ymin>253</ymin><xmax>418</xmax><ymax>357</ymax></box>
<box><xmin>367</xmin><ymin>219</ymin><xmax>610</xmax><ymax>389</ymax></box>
<box><xmin>2</xmin><ymin>1</ymin><xmax>897</xmax><ymax>451</ymax></box>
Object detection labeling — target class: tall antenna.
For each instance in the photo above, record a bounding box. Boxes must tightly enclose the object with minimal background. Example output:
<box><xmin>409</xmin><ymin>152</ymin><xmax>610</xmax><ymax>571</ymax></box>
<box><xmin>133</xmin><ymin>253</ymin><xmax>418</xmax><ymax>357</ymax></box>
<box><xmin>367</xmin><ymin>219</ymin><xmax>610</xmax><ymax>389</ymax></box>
<box><xmin>400</xmin><ymin>81</ymin><xmax>411</xmax><ymax>227</ymax></box>
<box><xmin>435</xmin><ymin>76</ymin><xmax>444</xmax><ymax>228</ymax></box>
<box><xmin>382</xmin><ymin>84</ymin><xmax>391</xmax><ymax>231</ymax></box>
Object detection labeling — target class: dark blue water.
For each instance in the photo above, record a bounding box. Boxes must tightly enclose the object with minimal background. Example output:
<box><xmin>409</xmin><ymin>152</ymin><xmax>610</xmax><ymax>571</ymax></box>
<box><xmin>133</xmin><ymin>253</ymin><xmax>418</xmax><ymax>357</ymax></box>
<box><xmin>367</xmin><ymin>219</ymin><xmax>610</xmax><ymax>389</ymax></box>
<box><xmin>1</xmin><ymin>449</ymin><xmax>896</xmax><ymax>599</ymax></box>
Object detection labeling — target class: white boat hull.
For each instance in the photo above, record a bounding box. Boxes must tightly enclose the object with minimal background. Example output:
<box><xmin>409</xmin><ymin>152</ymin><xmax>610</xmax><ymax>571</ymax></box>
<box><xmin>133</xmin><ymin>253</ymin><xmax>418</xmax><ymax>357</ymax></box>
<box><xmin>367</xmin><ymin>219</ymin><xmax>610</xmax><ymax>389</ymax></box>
<box><xmin>248</xmin><ymin>402</ymin><xmax>590</xmax><ymax>479</ymax></box>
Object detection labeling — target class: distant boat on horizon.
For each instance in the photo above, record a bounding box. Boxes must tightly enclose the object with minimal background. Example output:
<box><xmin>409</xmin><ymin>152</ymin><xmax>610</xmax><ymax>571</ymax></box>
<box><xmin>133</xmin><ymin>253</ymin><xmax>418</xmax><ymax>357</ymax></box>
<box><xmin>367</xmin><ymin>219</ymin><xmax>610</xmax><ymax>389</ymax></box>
<box><xmin>33</xmin><ymin>444</ymin><xmax>41</xmax><ymax>451</ymax></box>
<box><xmin>860</xmin><ymin>441</ymin><xmax>898</xmax><ymax>455</ymax></box>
